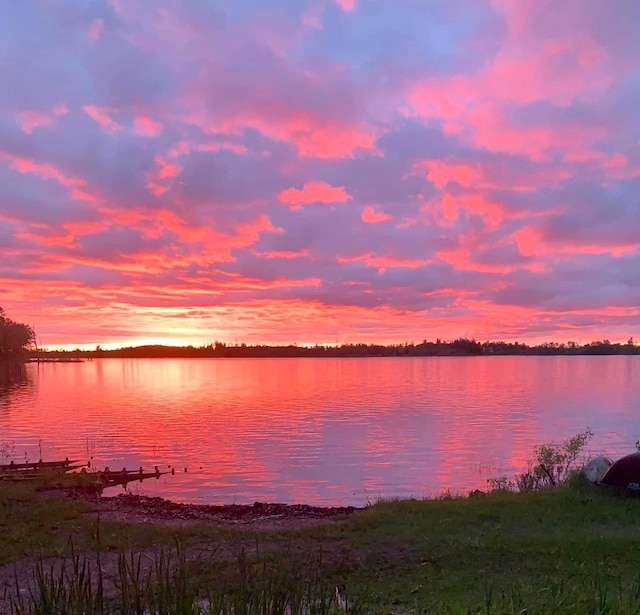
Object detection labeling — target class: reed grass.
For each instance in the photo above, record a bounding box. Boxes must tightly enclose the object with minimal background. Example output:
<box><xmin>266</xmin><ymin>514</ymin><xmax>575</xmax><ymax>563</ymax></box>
<box><xmin>8</xmin><ymin>540</ymin><xmax>362</xmax><ymax>615</ymax></box>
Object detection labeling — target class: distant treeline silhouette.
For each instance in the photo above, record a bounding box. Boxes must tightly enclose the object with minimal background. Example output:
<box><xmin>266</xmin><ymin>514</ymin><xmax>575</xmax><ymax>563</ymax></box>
<box><xmin>32</xmin><ymin>337</ymin><xmax>640</xmax><ymax>359</ymax></box>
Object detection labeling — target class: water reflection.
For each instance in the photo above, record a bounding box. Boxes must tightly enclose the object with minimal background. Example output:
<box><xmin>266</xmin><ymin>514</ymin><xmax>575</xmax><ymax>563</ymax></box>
<box><xmin>0</xmin><ymin>357</ymin><xmax>638</xmax><ymax>505</ymax></box>
<box><xmin>0</xmin><ymin>362</ymin><xmax>29</xmax><ymax>406</ymax></box>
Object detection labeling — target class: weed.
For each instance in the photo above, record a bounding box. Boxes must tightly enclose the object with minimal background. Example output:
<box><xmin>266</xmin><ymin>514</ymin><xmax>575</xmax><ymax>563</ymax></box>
<box><xmin>490</xmin><ymin>427</ymin><xmax>594</xmax><ymax>493</ymax></box>
<box><xmin>8</xmin><ymin>541</ymin><xmax>362</xmax><ymax>615</ymax></box>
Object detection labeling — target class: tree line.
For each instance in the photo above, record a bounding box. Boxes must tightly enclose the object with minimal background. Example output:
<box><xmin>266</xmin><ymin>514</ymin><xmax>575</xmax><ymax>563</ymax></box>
<box><xmin>34</xmin><ymin>336</ymin><xmax>640</xmax><ymax>359</ymax></box>
<box><xmin>2</xmin><ymin>304</ymin><xmax>638</xmax><ymax>359</ymax></box>
<box><xmin>0</xmin><ymin>307</ymin><xmax>36</xmax><ymax>361</ymax></box>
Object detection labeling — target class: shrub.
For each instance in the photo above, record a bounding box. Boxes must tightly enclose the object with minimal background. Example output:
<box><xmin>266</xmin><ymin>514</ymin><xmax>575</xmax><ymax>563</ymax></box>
<box><xmin>517</xmin><ymin>427</ymin><xmax>593</xmax><ymax>491</ymax></box>
<box><xmin>488</xmin><ymin>427</ymin><xmax>594</xmax><ymax>493</ymax></box>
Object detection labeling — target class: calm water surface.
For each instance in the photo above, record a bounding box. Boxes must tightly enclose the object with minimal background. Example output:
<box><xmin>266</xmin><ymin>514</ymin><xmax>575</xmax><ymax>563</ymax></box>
<box><xmin>1</xmin><ymin>357</ymin><xmax>639</xmax><ymax>506</ymax></box>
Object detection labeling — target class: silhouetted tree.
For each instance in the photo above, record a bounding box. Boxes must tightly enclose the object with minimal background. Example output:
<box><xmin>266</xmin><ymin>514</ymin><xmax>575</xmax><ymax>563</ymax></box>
<box><xmin>0</xmin><ymin>307</ymin><xmax>36</xmax><ymax>360</ymax></box>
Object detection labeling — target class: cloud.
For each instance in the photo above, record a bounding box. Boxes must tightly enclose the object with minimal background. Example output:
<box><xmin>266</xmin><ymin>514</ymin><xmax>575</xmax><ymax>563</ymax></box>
<box><xmin>279</xmin><ymin>181</ymin><xmax>352</xmax><ymax>209</ymax></box>
<box><xmin>16</xmin><ymin>104</ymin><xmax>68</xmax><ymax>134</ymax></box>
<box><xmin>134</xmin><ymin>116</ymin><xmax>164</xmax><ymax>137</ymax></box>
<box><xmin>87</xmin><ymin>18</ymin><xmax>104</xmax><ymax>41</ymax></box>
<box><xmin>82</xmin><ymin>106</ymin><xmax>122</xmax><ymax>133</ymax></box>
<box><xmin>1</xmin><ymin>0</ymin><xmax>639</xmax><ymax>347</ymax></box>
<box><xmin>361</xmin><ymin>206</ymin><xmax>391</xmax><ymax>224</ymax></box>
<box><xmin>335</xmin><ymin>0</ymin><xmax>357</xmax><ymax>12</ymax></box>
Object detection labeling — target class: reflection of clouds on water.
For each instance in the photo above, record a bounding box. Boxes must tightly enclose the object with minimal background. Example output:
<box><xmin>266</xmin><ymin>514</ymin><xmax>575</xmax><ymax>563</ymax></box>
<box><xmin>2</xmin><ymin>357</ymin><xmax>640</xmax><ymax>505</ymax></box>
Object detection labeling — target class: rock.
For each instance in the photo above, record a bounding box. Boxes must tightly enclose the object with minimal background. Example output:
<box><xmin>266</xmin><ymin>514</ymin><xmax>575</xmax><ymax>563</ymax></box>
<box><xmin>582</xmin><ymin>456</ymin><xmax>613</xmax><ymax>483</ymax></box>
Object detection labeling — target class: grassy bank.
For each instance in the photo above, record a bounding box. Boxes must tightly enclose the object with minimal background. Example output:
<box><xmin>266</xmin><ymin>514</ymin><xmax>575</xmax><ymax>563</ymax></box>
<box><xmin>3</xmin><ymin>476</ymin><xmax>640</xmax><ymax>613</ymax></box>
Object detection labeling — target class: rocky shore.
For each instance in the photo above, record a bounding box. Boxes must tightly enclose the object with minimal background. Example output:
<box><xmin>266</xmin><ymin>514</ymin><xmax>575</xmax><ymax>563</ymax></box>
<box><xmin>88</xmin><ymin>493</ymin><xmax>362</xmax><ymax>529</ymax></box>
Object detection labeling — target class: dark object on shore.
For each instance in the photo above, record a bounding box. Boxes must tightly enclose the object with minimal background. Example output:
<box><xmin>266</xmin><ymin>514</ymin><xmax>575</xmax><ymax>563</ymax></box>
<box><xmin>1</xmin><ymin>457</ymin><xmax>176</xmax><ymax>492</ymax></box>
<box><xmin>95</xmin><ymin>466</ymin><xmax>171</xmax><ymax>488</ymax></box>
<box><xmin>0</xmin><ymin>459</ymin><xmax>87</xmax><ymax>482</ymax></box>
<box><xmin>0</xmin><ymin>458</ymin><xmax>83</xmax><ymax>474</ymax></box>
<box><xmin>582</xmin><ymin>456</ymin><xmax>613</xmax><ymax>483</ymax></box>
<box><xmin>0</xmin><ymin>465</ymin><xmax>86</xmax><ymax>480</ymax></box>
<box><xmin>599</xmin><ymin>452</ymin><xmax>640</xmax><ymax>489</ymax></box>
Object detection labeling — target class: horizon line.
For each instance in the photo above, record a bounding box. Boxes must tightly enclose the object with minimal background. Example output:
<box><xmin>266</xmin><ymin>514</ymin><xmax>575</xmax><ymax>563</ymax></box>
<box><xmin>36</xmin><ymin>337</ymin><xmax>637</xmax><ymax>353</ymax></box>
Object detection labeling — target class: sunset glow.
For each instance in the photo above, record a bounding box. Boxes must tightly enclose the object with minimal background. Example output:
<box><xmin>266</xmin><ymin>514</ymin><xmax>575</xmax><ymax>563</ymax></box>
<box><xmin>1</xmin><ymin>1</ymin><xmax>639</xmax><ymax>349</ymax></box>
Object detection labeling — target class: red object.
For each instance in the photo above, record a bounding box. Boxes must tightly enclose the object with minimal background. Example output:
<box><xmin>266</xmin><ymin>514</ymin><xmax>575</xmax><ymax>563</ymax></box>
<box><xmin>600</xmin><ymin>452</ymin><xmax>640</xmax><ymax>487</ymax></box>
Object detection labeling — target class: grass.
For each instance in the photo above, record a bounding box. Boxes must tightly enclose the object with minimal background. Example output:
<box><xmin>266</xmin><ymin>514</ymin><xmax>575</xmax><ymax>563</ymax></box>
<box><xmin>0</xmin><ymin>478</ymin><xmax>215</xmax><ymax>563</ymax></box>
<box><xmin>4</xmin><ymin>475</ymin><xmax>640</xmax><ymax>613</ymax></box>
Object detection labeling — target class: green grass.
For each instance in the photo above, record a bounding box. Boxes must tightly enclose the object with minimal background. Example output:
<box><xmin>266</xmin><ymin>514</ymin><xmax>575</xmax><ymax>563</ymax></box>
<box><xmin>277</xmin><ymin>478</ymin><xmax>640</xmax><ymax>612</ymax></box>
<box><xmin>5</xmin><ymin>477</ymin><xmax>640</xmax><ymax>613</ymax></box>
<box><xmin>0</xmin><ymin>479</ymin><xmax>212</xmax><ymax>562</ymax></box>
<box><xmin>0</xmin><ymin>481</ymin><xmax>94</xmax><ymax>562</ymax></box>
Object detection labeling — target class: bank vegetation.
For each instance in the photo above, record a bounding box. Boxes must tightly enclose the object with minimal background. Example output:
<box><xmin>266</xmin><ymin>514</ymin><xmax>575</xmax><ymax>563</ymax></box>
<box><xmin>0</xmin><ymin>307</ymin><xmax>36</xmax><ymax>362</ymax></box>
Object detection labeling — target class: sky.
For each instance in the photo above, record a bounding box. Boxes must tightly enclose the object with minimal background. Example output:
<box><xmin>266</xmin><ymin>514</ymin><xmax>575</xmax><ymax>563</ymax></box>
<box><xmin>1</xmin><ymin>0</ymin><xmax>639</xmax><ymax>350</ymax></box>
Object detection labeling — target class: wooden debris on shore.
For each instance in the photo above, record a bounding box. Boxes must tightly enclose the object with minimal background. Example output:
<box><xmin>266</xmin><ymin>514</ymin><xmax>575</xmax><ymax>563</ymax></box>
<box><xmin>94</xmin><ymin>465</ymin><xmax>173</xmax><ymax>488</ymax></box>
<box><xmin>0</xmin><ymin>457</ymin><xmax>176</xmax><ymax>489</ymax></box>
<box><xmin>0</xmin><ymin>458</ymin><xmax>86</xmax><ymax>480</ymax></box>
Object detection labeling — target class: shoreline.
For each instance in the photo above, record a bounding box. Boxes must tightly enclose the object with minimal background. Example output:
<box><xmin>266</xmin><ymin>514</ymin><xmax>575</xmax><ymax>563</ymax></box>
<box><xmin>76</xmin><ymin>491</ymin><xmax>363</xmax><ymax>529</ymax></box>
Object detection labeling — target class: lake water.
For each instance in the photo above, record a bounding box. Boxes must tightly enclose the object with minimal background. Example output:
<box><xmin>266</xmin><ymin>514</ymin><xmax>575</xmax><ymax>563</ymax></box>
<box><xmin>1</xmin><ymin>356</ymin><xmax>638</xmax><ymax>506</ymax></box>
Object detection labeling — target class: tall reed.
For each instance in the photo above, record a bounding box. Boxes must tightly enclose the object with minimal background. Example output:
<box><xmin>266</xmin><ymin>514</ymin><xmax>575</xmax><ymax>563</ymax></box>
<box><xmin>8</xmin><ymin>540</ymin><xmax>361</xmax><ymax>615</ymax></box>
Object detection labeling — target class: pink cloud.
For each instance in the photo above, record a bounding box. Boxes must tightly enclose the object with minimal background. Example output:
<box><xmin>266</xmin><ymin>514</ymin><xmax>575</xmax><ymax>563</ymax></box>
<box><xmin>414</xmin><ymin>158</ymin><xmax>572</xmax><ymax>195</ymax></box>
<box><xmin>87</xmin><ymin>18</ymin><xmax>104</xmax><ymax>41</ymax></box>
<box><xmin>178</xmin><ymin>32</ymin><xmax>379</xmax><ymax>160</ymax></box>
<box><xmin>253</xmin><ymin>249</ymin><xmax>311</xmax><ymax>259</ymax></box>
<box><xmin>335</xmin><ymin>0</ymin><xmax>356</xmax><ymax>11</ymax></box>
<box><xmin>1</xmin><ymin>152</ymin><xmax>82</xmax><ymax>189</ymax></box>
<box><xmin>16</xmin><ymin>105</ymin><xmax>68</xmax><ymax>134</ymax></box>
<box><xmin>82</xmin><ymin>105</ymin><xmax>121</xmax><ymax>133</ymax></box>
<box><xmin>420</xmin><ymin>160</ymin><xmax>483</xmax><ymax>190</ymax></box>
<box><xmin>407</xmin><ymin>3</ymin><xmax>622</xmax><ymax>161</ymax></box>
<box><xmin>605</xmin><ymin>153</ymin><xmax>627</xmax><ymax>169</ymax></box>
<box><xmin>234</xmin><ymin>214</ymin><xmax>280</xmax><ymax>248</ymax></box>
<box><xmin>337</xmin><ymin>253</ymin><xmax>428</xmax><ymax>270</ymax></box>
<box><xmin>211</xmin><ymin>114</ymin><xmax>377</xmax><ymax>159</ymax></box>
<box><xmin>279</xmin><ymin>182</ymin><xmax>351</xmax><ymax>210</ymax></box>
<box><xmin>427</xmin><ymin>193</ymin><xmax>506</xmax><ymax>227</ymax></box>
<box><xmin>17</xmin><ymin>111</ymin><xmax>54</xmax><ymax>134</ymax></box>
<box><xmin>512</xmin><ymin>224</ymin><xmax>637</xmax><ymax>259</ymax></box>
<box><xmin>466</xmin><ymin>103</ymin><xmax>606</xmax><ymax>162</ymax></box>
<box><xmin>146</xmin><ymin>156</ymin><xmax>183</xmax><ymax>196</ymax></box>
<box><xmin>134</xmin><ymin>116</ymin><xmax>164</xmax><ymax>137</ymax></box>
<box><xmin>290</xmin><ymin>121</ymin><xmax>375</xmax><ymax>159</ymax></box>
<box><xmin>361</xmin><ymin>206</ymin><xmax>391</xmax><ymax>224</ymax></box>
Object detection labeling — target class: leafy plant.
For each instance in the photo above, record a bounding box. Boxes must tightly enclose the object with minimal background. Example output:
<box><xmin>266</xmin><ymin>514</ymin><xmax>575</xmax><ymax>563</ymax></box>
<box><xmin>515</xmin><ymin>427</ymin><xmax>594</xmax><ymax>491</ymax></box>
<box><xmin>488</xmin><ymin>428</ymin><xmax>594</xmax><ymax>493</ymax></box>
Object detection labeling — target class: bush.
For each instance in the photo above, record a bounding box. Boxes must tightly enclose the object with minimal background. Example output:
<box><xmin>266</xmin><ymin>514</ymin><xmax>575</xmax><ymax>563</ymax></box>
<box><xmin>488</xmin><ymin>428</ymin><xmax>594</xmax><ymax>493</ymax></box>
